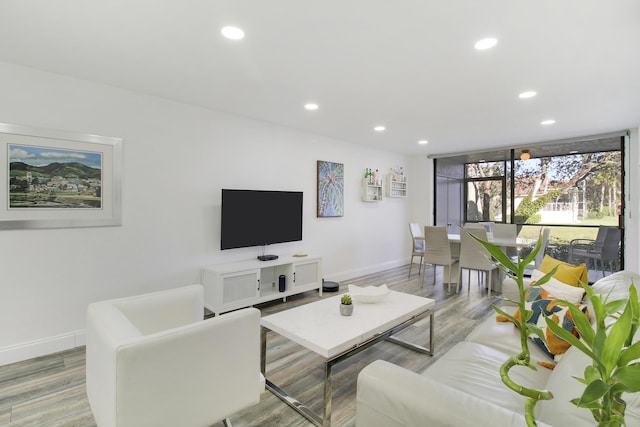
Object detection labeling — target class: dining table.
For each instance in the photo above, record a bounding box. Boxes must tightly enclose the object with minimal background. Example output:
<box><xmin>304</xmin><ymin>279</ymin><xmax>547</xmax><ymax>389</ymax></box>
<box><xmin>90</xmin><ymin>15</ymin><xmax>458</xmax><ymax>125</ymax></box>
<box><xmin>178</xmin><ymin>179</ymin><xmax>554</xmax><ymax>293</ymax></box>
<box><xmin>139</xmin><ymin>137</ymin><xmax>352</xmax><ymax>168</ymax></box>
<box><xmin>442</xmin><ymin>233</ymin><xmax>536</xmax><ymax>286</ymax></box>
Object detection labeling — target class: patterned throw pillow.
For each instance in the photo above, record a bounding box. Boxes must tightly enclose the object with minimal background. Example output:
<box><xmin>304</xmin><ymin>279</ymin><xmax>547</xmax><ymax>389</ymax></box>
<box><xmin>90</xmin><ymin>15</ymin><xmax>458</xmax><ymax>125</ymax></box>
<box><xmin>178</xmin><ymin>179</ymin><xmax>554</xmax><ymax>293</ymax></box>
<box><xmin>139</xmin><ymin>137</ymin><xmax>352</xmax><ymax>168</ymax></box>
<box><xmin>497</xmin><ymin>286</ymin><xmax>589</xmax><ymax>362</ymax></box>
<box><xmin>526</xmin><ymin>292</ymin><xmax>589</xmax><ymax>361</ymax></box>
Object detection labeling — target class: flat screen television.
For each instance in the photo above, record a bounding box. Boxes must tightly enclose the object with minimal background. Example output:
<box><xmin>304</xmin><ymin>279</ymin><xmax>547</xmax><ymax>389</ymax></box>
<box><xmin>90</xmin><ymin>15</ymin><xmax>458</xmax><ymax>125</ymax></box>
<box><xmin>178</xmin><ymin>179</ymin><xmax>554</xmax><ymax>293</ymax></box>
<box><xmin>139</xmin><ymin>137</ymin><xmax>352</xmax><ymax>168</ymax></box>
<box><xmin>221</xmin><ymin>189</ymin><xmax>303</xmax><ymax>251</ymax></box>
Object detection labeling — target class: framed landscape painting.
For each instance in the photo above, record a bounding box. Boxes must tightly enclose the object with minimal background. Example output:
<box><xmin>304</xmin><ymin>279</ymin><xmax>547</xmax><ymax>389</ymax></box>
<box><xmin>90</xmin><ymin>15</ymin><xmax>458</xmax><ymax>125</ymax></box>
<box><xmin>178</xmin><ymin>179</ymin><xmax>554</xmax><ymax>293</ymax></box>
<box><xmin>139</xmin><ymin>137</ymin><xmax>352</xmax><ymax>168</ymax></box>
<box><xmin>0</xmin><ymin>123</ymin><xmax>122</xmax><ymax>229</ymax></box>
<box><xmin>317</xmin><ymin>160</ymin><xmax>344</xmax><ymax>217</ymax></box>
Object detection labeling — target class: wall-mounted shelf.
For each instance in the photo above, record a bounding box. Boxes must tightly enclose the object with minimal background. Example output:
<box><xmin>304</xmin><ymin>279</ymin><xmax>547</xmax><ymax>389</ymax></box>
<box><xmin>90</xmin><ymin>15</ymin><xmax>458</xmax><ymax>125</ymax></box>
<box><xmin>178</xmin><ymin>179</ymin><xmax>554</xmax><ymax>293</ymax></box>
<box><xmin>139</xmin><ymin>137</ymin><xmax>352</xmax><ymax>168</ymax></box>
<box><xmin>362</xmin><ymin>179</ymin><xmax>383</xmax><ymax>202</ymax></box>
<box><xmin>386</xmin><ymin>175</ymin><xmax>407</xmax><ymax>198</ymax></box>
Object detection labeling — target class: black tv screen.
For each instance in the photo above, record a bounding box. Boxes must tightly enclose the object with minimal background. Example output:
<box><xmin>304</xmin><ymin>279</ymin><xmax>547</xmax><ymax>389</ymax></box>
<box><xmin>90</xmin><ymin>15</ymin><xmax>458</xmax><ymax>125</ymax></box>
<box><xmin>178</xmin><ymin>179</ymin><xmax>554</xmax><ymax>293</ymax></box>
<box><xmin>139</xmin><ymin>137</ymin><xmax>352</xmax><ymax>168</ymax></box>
<box><xmin>221</xmin><ymin>189</ymin><xmax>303</xmax><ymax>250</ymax></box>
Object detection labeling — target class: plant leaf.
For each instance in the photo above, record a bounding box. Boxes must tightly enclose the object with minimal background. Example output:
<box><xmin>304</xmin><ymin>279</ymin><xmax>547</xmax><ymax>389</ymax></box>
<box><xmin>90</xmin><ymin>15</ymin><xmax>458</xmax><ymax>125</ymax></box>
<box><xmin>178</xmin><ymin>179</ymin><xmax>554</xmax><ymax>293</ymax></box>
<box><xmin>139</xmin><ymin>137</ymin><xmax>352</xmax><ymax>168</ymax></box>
<box><xmin>612</xmin><ymin>365</ymin><xmax>640</xmax><ymax>392</ymax></box>
<box><xmin>555</xmin><ymin>298</ymin><xmax>595</xmax><ymax>347</ymax></box>
<box><xmin>593</xmin><ymin>328</ymin><xmax>607</xmax><ymax>361</ymax></box>
<box><xmin>584</xmin><ymin>365</ymin><xmax>601</xmax><ymax>384</ymax></box>
<box><xmin>528</xmin><ymin>268</ymin><xmax>558</xmax><ymax>288</ymax></box>
<box><xmin>544</xmin><ymin>316</ymin><xmax>598</xmax><ymax>361</ymax></box>
<box><xmin>492</xmin><ymin>305</ymin><xmax>521</xmax><ymax>328</ymax></box>
<box><xmin>584</xmin><ymin>285</ymin><xmax>606</xmax><ymax>329</ymax></box>
<box><xmin>603</xmin><ymin>299</ymin><xmax>627</xmax><ymax>315</ymax></box>
<box><xmin>629</xmin><ymin>284</ymin><xmax>639</xmax><ymax>316</ymax></box>
<box><xmin>470</xmin><ymin>234</ymin><xmax>518</xmax><ymax>273</ymax></box>
<box><xmin>602</xmin><ymin>303</ymin><xmax>633</xmax><ymax>377</ymax></box>
<box><xmin>576</xmin><ymin>379</ymin><xmax>609</xmax><ymax>406</ymax></box>
<box><xmin>525</xmin><ymin>323</ymin><xmax>545</xmax><ymax>341</ymax></box>
<box><xmin>520</xmin><ymin>233</ymin><xmax>543</xmax><ymax>268</ymax></box>
<box><xmin>619</xmin><ymin>341</ymin><xmax>640</xmax><ymax>366</ymax></box>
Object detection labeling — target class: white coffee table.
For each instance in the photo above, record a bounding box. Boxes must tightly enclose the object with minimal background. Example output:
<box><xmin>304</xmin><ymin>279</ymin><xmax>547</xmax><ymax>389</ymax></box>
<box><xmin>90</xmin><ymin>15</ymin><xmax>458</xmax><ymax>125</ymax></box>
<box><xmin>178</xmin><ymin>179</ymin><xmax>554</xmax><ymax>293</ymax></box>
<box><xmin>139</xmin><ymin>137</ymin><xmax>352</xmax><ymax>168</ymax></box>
<box><xmin>260</xmin><ymin>290</ymin><xmax>436</xmax><ymax>427</ymax></box>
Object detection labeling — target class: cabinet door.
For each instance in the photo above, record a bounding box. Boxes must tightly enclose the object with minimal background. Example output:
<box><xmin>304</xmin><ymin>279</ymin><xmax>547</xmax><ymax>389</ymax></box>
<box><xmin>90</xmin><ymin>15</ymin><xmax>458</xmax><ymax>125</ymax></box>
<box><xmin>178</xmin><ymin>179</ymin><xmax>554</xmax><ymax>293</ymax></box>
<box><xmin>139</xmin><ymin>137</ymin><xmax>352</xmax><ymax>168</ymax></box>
<box><xmin>293</xmin><ymin>260</ymin><xmax>320</xmax><ymax>289</ymax></box>
<box><xmin>221</xmin><ymin>270</ymin><xmax>259</xmax><ymax>305</ymax></box>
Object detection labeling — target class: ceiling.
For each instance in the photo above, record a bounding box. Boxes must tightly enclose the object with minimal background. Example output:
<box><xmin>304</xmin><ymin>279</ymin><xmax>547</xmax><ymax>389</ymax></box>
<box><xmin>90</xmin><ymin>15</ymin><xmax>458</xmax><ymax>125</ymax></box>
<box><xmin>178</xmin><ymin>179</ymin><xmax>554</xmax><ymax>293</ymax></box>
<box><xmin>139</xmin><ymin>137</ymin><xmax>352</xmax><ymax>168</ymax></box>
<box><xmin>436</xmin><ymin>135</ymin><xmax>624</xmax><ymax>165</ymax></box>
<box><xmin>0</xmin><ymin>1</ymin><xmax>638</xmax><ymax>156</ymax></box>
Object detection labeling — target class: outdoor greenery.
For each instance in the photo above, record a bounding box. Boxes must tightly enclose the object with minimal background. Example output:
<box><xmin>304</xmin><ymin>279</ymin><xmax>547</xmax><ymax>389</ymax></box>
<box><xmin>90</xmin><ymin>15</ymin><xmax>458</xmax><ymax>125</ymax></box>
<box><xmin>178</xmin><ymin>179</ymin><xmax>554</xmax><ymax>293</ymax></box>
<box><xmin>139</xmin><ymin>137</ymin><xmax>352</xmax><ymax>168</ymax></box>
<box><xmin>513</xmin><ymin>190</ymin><xmax>561</xmax><ymax>224</ymax></box>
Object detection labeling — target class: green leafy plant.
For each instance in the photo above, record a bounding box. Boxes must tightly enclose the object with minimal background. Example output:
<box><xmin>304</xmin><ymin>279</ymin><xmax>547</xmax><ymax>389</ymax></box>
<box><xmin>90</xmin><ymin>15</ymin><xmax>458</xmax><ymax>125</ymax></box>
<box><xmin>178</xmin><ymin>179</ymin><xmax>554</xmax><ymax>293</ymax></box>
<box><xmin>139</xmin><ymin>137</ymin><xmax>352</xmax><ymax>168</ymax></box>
<box><xmin>472</xmin><ymin>232</ymin><xmax>557</xmax><ymax>426</ymax></box>
<box><xmin>341</xmin><ymin>294</ymin><xmax>352</xmax><ymax>305</ymax></box>
<box><xmin>545</xmin><ymin>282</ymin><xmax>640</xmax><ymax>426</ymax></box>
<box><xmin>513</xmin><ymin>190</ymin><xmax>560</xmax><ymax>224</ymax></box>
<box><xmin>475</xmin><ymin>231</ymin><xmax>640</xmax><ymax>426</ymax></box>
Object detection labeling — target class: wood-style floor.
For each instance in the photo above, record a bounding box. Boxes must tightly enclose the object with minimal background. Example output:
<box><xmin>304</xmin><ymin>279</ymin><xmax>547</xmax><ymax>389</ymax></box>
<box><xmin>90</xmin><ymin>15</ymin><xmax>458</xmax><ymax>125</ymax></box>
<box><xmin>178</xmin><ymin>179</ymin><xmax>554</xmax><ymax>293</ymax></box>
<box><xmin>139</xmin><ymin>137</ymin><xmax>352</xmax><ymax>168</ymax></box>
<box><xmin>0</xmin><ymin>264</ymin><xmax>503</xmax><ymax>427</ymax></box>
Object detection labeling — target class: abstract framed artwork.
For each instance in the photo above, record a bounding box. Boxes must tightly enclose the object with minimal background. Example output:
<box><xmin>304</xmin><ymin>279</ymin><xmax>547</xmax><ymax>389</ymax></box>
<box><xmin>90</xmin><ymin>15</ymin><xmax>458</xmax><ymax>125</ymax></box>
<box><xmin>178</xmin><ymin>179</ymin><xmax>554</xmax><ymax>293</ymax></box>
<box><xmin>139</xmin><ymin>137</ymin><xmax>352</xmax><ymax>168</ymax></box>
<box><xmin>0</xmin><ymin>123</ymin><xmax>123</xmax><ymax>230</ymax></box>
<box><xmin>317</xmin><ymin>160</ymin><xmax>344</xmax><ymax>217</ymax></box>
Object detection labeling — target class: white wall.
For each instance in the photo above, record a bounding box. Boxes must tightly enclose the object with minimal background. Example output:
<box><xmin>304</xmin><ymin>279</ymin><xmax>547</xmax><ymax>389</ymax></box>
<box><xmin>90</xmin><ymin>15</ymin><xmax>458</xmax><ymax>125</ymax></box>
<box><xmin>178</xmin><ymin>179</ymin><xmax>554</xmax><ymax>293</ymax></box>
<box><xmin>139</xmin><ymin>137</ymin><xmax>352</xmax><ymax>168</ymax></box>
<box><xmin>408</xmin><ymin>155</ymin><xmax>432</xmax><ymax>225</ymax></box>
<box><xmin>0</xmin><ymin>62</ymin><xmax>413</xmax><ymax>364</ymax></box>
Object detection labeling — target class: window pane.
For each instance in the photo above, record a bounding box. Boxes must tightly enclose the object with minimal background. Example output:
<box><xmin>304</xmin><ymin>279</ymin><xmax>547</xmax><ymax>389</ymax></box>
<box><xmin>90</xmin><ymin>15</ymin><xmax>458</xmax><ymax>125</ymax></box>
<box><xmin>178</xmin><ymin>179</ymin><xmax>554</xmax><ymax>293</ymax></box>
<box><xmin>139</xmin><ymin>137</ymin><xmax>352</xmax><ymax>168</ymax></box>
<box><xmin>466</xmin><ymin>180</ymin><xmax>503</xmax><ymax>222</ymax></box>
<box><xmin>465</xmin><ymin>161</ymin><xmax>504</xmax><ymax>178</ymax></box>
<box><xmin>513</xmin><ymin>152</ymin><xmax>622</xmax><ymax>225</ymax></box>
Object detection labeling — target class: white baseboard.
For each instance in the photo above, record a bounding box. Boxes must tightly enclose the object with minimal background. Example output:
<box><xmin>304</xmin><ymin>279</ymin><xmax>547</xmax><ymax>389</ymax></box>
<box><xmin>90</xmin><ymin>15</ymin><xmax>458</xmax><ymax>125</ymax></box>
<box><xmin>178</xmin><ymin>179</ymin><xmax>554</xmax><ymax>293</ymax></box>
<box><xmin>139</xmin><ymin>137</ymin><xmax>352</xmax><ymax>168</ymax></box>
<box><xmin>0</xmin><ymin>330</ymin><xmax>86</xmax><ymax>366</ymax></box>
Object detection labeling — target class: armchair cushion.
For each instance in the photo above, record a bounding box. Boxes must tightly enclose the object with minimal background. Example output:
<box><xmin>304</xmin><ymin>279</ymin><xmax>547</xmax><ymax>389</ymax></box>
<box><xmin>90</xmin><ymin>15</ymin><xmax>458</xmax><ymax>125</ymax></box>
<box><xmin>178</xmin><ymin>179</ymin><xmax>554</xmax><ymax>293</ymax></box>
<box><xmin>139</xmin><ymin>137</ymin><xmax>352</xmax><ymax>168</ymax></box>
<box><xmin>86</xmin><ymin>285</ymin><xmax>263</xmax><ymax>427</ymax></box>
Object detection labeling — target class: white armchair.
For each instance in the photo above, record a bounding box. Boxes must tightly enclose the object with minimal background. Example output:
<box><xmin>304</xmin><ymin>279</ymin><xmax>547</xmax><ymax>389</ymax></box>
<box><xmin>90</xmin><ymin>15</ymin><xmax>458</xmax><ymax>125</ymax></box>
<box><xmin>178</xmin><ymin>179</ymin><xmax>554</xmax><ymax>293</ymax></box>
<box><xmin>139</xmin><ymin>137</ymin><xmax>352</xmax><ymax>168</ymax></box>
<box><xmin>86</xmin><ymin>284</ymin><xmax>264</xmax><ymax>427</ymax></box>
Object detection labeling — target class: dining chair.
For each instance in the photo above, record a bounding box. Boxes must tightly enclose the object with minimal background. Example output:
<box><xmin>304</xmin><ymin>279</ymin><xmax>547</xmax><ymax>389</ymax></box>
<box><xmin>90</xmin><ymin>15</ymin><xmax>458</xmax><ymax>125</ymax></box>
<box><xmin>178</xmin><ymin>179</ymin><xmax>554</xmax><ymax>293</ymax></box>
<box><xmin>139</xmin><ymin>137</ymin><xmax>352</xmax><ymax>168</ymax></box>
<box><xmin>570</xmin><ymin>226</ymin><xmax>621</xmax><ymax>277</ymax></box>
<box><xmin>422</xmin><ymin>226</ymin><xmax>459</xmax><ymax>289</ymax></box>
<box><xmin>478</xmin><ymin>221</ymin><xmax>495</xmax><ymax>232</ymax></box>
<box><xmin>568</xmin><ymin>225</ymin><xmax>608</xmax><ymax>265</ymax></box>
<box><xmin>458</xmin><ymin>227</ymin><xmax>499</xmax><ymax>298</ymax></box>
<box><xmin>408</xmin><ymin>223</ymin><xmax>425</xmax><ymax>278</ymax></box>
<box><xmin>492</xmin><ymin>223</ymin><xmax>518</xmax><ymax>259</ymax></box>
<box><xmin>524</xmin><ymin>227</ymin><xmax>551</xmax><ymax>274</ymax></box>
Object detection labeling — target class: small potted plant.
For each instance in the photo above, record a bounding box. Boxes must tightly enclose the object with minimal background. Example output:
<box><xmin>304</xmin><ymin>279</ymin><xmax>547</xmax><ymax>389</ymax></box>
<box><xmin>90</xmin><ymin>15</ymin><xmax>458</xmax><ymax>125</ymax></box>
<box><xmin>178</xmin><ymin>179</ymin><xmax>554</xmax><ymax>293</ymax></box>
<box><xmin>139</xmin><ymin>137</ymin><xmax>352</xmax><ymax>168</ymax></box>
<box><xmin>340</xmin><ymin>294</ymin><xmax>353</xmax><ymax>316</ymax></box>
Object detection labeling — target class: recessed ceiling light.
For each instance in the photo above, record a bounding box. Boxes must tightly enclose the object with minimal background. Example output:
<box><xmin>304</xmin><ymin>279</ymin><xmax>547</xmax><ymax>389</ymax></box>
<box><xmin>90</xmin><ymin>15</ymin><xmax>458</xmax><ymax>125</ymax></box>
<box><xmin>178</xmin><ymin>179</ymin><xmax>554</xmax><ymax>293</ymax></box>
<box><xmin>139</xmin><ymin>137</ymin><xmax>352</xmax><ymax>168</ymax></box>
<box><xmin>374</xmin><ymin>126</ymin><xmax>386</xmax><ymax>132</ymax></box>
<box><xmin>304</xmin><ymin>103</ymin><xmax>319</xmax><ymax>111</ymax></box>
<box><xmin>478</xmin><ymin>159</ymin><xmax>486</xmax><ymax>163</ymax></box>
<box><xmin>418</xmin><ymin>140</ymin><xmax>429</xmax><ymax>145</ymax></box>
<box><xmin>541</xmin><ymin>119</ymin><xmax>556</xmax><ymax>125</ymax></box>
<box><xmin>519</xmin><ymin>91</ymin><xmax>537</xmax><ymax>99</ymax></box>
<box><xmin>221</xmin><ymin>26</ymin><xmax>245</xmax><ymax>40</ymax></box>
<box><xmin>474</xmin><ymin>37</ymin><xmax>497</xmax><ymax>50</ymax></box>
<box><xmin>569</xmin><ymin>150</ymin><xmax>578</xmax><ymax>154</ymax></box>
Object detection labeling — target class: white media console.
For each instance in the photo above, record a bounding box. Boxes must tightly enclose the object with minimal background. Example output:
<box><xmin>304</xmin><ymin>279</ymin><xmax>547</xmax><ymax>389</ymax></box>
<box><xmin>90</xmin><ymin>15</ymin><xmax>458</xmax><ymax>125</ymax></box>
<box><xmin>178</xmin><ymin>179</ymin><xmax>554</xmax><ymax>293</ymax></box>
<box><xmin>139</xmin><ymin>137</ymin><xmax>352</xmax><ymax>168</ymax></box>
<box><xmin>202</xmin><ymin>255</ymin><xmax>322</xmax><ymax>315</ymax></box>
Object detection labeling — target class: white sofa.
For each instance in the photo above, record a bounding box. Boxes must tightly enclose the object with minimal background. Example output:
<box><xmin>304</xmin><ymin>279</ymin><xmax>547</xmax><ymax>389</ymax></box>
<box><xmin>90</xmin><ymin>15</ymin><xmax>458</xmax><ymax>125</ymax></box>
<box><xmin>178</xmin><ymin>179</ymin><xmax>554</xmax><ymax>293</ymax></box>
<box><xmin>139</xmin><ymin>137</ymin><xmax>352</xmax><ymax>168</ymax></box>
<box><xmin>86</xmin><ymin>285</ymin><xmax>264</xmax><ymax>427</ymax></box>
<box><xmin>356</xmin><ymin>271</ymin><xmax>640</xmax><ymax>427</ymax></box>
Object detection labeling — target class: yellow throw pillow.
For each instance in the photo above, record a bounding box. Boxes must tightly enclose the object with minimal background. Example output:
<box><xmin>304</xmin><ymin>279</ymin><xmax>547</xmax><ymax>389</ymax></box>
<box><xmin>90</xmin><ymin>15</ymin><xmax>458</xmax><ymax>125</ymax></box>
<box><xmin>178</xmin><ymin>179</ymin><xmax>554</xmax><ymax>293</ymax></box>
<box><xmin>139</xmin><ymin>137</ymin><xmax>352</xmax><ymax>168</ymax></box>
<box><xmin>539</xmin><ymin>255</ymin><xmax>588</xmax><ymax>287</ymax></box>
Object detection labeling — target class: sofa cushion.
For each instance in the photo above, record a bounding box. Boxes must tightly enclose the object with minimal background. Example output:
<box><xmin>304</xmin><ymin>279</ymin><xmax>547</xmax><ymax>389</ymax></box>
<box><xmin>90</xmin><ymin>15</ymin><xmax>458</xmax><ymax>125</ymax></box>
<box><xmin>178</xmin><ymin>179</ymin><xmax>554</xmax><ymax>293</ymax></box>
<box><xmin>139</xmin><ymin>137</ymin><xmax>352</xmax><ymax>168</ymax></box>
<box><xmin>591</xmin><ymin>271</ymin><xmax>640</xmax><ymax>301</ymax></box>
<box><xmin>423</xmin><ymin>341</ymin><xmax>552</xmax><ymax>416</ymax></box>
<box><xmin>540</xmin><ymin>255</ymin><xmax>588</xmax><ymax>287</ymax></box>
<box><xmin>538</xmin><ymin>345</ymin><xmax>602</xmax><ymax>425</ymax></box>
<box><xmin>466</xmin><ymin>307</ymin><xmax>551</xmax><ymax>363</ymax></box>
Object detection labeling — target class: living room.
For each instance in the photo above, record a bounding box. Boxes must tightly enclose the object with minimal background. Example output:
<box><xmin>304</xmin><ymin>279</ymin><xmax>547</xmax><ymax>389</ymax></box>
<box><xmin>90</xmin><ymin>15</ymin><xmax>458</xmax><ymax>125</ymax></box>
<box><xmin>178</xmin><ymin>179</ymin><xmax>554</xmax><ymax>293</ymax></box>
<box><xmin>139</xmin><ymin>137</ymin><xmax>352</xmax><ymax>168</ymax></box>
<box><xmin>1</xmin><ymin>1</ymin><xmax>640</xmax><ymax>425</ymax></box>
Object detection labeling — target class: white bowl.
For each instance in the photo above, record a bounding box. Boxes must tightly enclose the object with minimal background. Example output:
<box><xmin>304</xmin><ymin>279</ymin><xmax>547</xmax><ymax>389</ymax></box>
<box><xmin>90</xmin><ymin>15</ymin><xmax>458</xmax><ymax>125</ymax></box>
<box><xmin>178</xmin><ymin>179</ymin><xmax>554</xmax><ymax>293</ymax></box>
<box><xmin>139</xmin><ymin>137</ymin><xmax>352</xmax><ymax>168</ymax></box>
<box><xmin>347</xmin><ymin>284</ymin><xmax>390</xmax><ymax>303</ymax></box>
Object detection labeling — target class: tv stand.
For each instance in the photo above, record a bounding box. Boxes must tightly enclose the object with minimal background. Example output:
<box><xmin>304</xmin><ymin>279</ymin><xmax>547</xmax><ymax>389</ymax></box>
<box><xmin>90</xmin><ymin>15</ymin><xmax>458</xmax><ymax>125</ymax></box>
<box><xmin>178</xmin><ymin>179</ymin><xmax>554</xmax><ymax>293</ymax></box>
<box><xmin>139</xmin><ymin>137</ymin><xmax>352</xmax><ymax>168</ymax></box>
<box><xmin>257</xmin><ymin>254</ymin><xmax>279</xmax><ymax>261</ymax></box>
<box><xmin>202</xmin><ymin>255</ymin><xmax>322</xmax><ymax>315</ymax></box>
